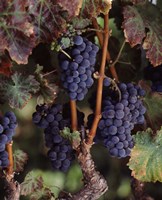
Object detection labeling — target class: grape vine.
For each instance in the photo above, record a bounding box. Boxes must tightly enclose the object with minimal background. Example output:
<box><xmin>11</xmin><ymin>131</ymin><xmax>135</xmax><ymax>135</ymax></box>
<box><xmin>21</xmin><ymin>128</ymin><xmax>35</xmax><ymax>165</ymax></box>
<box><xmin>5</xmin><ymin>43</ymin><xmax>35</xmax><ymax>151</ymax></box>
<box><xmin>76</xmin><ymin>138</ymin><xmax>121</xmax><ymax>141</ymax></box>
<box><xmin>0</xmin><ymin>1</ymin><xmax>162</xmax><ymax>200</ymax></box>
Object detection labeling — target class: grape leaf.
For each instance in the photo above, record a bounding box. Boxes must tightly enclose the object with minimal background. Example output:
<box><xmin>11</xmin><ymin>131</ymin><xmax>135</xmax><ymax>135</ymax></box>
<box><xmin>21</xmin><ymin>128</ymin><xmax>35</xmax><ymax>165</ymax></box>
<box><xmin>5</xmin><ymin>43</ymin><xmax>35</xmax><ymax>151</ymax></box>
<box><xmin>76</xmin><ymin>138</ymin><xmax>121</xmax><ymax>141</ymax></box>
<box><xmin>61</xmin><ymin>127</ymin><xmax>81</xmax><ymax>149</ymax></box>
<box><xmin>144</xmin><ymin>91</ymin><xmax>162</xmax><ymax>130</ymax></box>
<box><xmin>143</xmin><ymin>24</ymin><xmax>162</xmax><ymax>67</ymax></box>
<box><xmin>122</xmin><ymin>6</ymin><xmax>145</xmax><ymax>46</ymax></box>
<box><xmin>36</xmin><ymin>73</ymin><xmax>59</xmax><ymax>105</ymax></box>
<box><xmin>28</xmin><ymin>0</ymin><xmax>67</xmax><ymax>42</ymax></box>
<box><xmin>81</xmin><ymin>0</ymin><xmax>112</xmax><ymax>18</ymax></box>
<box><xmin>21</xmin><ymin>171</ymin><xmax>43</xmax><ymax>196</ymax></box>
<box><xmin>13</xmin><ymin>149</ymin><xmax>28</xmax><ymax>173</ymax></box>
<box><xmin>56</xmin><ymin>0</ymin><xmax>83</xmax><ymax>17</ymax></box>
<box><xmin>122</xmin><ymin>3</ymin><xmax>162</xmax><ymax>66</ymax></box>
<box><xmin>0</xmin><ymin>0</ymin><xmax>36</xmax><ymax>64</ymax></box>
<box><xmin>140</xmin><ymin>80</ymin><xmax>162</xmax><ymax>129</ymax></box>
<box><xmin>0</xmin><ymin>55</ymin><xmax>12</xmax><ymax>77</ymax></box>
<box><xmin>128</xmin><ymin>128</ymin><xmax>162</xmax><ymax>182</ymax></box>
<box><xmin>30</xmin><ymin>187</ymin><xmax>55</xmax><ymax>200</ymax></box>
<box><xmin>72</xmin><ymin>17</ymin><xmax>91</xmax><ymax>29</ymax></box>
<box><xmin>0</xmin><ymin>72</ymin><xmax>40</xmax><ymax>109</ymax></box>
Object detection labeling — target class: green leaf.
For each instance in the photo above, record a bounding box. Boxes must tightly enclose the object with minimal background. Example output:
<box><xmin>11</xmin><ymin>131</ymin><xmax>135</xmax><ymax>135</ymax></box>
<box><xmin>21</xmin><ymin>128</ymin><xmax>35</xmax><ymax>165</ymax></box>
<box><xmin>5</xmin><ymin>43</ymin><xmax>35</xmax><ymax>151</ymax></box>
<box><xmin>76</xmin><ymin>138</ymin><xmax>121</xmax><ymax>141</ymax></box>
<box><xmin>61</xmin><ymin>127</ymin><xmax>81</xmax><ymax>149</ymax></box>
<box><xmin>30</xmin><ymin>187</ymin><xmax>55</xmax><ymax>200</ymax></box>
<box><xmin>59</xmin><ymin>37</ymin><xmax>71</xmax><ymax>49</ymax></box>
<box><xmin>23</xmin><ymin>169</ymin><xmax>65</xmax><ymax>198</ymax></box>
<box><xmin>61</xmin><ymin>127</ymin><xmax>71</xmax><ymax>138</ymax></box>
<box><xmin>0</xmin><ymin>72</ymin><xmax>40</xmax><ymax>109</ymax></box>
<box><xmin>20</xmin><ymin>171</ymin><xmax>43</xmax><ymax>196</ymax></box>
<box><xmin>35</xmin><ymin>64</ymin><xmax>44</xmax><ymax>74</ymax></box>
<box><xmin>128</xmin><ymin>128</ymin><xmax>162</xmax><ymax>182</ymax></box>
<box><xmin>122</xmin><ymin>3</ymin><xmax>162</xmax><ymax>66</ymax></box>
<box><xmin>13</xmin><ymin>149</ymin><xmax>28</xmax><ymax>173</ymax></box>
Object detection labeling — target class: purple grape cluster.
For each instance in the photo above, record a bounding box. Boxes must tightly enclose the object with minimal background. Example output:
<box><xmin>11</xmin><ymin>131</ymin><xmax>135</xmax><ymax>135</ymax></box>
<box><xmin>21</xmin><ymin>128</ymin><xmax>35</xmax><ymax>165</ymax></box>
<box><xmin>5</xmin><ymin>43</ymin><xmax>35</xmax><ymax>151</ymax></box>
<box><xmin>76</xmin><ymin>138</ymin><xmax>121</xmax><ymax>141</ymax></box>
<box><xmin>32</xmin><ymin>103</ymin><xmax>74</xmax><ymax>171</ymax></box>
<box><xmin>0</xmin><ymin>112</ymin><xmax>17</xmax><ymax>167</ymax></box>
<box><xmin>144</xmin><ymin>64</ymin><xmax>162</xmax><ymax>92</ymax></box>
<box><xmin>88</xmin><ymin>78</ymin><xmax>146</xmax><ymax>158</ymax></box>
<box><xmin>58</xmin><ymin>35</ymin><xmax>99</xmax><ymax>101</ymax></box>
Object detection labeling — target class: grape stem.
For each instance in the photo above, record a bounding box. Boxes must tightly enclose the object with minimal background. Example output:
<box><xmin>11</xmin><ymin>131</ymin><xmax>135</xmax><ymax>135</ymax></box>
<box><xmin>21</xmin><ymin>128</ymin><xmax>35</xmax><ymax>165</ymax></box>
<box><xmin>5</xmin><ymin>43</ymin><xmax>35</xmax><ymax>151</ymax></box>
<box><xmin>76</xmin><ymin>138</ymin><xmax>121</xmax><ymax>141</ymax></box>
<box><xmin>86</xmin><ymin>28</ymin><xmax>105</xmax><ymax>33</ymax></box>
<box><xmin>60</xmin><ymin>49</ymin><xmax>72</xmax><ymax>60</ymax></box>
<box><xmin>6</xmin><ymin>142</ymin><xmax>14</xmax><ymax>178</ymax></box>
<box><xmin>92</xmin><ymin>17</ymin><xmax>119</xmax><ymax>82</ymax></box>
<box><xmin>70</xmin><ymin>100</ymin><xmax>78</xmax><ymax>131</ymax></box>
<box><xmin>42</xmin><ymin>69</ymin><xmax>57</xmax><ymax>77</ymax></box>
<box><xmin>109</xmin><ymin>40</ymin><xmax>126</xmax><ymax>68</ymax></box>
<box><xmin>86</xmin><ymin>14</ymin><xmax>109</xmax><ymax>145</ymax></box>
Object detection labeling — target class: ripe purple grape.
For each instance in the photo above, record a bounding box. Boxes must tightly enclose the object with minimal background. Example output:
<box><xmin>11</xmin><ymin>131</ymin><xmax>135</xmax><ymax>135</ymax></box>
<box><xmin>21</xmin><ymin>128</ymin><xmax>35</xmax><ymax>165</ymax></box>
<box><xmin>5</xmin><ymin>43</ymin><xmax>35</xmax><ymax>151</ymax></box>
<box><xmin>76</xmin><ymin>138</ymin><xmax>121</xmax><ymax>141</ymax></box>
<box><xmin>88</xmin><ymin>81</ymin><xmax>146</xmax><ymax>158</ymax></box>
<box><xmin>59</xmin><ymin>35</ymin><xmax>99</xmax><ymax>101</ymax></box>
<box><xmin>32</xmin><ymin>103</ymin><xmax>84</xmax><ymax>172</ymax></box>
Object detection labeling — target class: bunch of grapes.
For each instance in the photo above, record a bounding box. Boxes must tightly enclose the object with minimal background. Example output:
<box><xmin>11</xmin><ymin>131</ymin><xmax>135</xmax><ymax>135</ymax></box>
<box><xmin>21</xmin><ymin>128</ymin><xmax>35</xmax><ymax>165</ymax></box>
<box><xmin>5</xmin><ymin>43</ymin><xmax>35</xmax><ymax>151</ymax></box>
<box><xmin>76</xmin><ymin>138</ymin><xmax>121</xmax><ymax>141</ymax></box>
<box><xmin>58</xmin><ymin>35</ymin><xmax>99</xmax><ymax>101</ymax></box>
<box><xmin>32</xmin><ymin>103</ymin><xmax>75</xmax><ymax>171</ymax></box>
<box><xmin>0</xmin><ymin>112</ymin><xmax>17</xmax><ymax>167</ymax></box>
<box><xmin>88</xmin><ymin>78</ymin><xmax>146</xmax><ymax>158</ymax></box>
<box><xmin>144</xmin><ymin>64</ymin><xmax>162</xmax><ymax>92</ymax></box>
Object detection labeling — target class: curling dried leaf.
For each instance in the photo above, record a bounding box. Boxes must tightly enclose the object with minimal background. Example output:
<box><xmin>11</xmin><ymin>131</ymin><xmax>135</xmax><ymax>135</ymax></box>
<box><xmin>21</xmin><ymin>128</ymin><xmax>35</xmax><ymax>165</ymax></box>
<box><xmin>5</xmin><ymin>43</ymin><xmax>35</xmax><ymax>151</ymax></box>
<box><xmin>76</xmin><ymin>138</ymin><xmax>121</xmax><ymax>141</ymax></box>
<box><xmin>13</xmin><ymin>149</ymin><xmax>28</xmax><ymax>173</ymax></box>
<box><xmin>122</xmin><ymin>6</ymin><xmax>145</xmax><ymax>47</ymax></box>
<box><xmin>30</xmin><ymin>187</ymin><xmax>54</xmax><ymax>200</ymax></box>
<box><xmin>128</xmin><ymin>128</ymin><xmax>162</xmax><ymax>182</ymax></box>
<box><xmin>21</xmin><ymin>171</ymin><xmax>43</xmax><ymax>196</ymax></box>
<box><xmin>81</xmin><ymin>0</ymin><xmax>112</xmax><ymax>18</ymax></box>
<box><xmin>122</xmin><ymin>3</ymin><xmax>162</xmax><ymax>66</ymax></box>
<box><xmin>56</xmin><ymin>0</ymin><xmax>83</xmax><ymax>17</ymax></box>
<box><xmin>0</xmin><ymin>72</ymin><xmax>40</xmax><ymax>109</ymax></box>
<box><xmin>143</xmin><ymin>24</ymin><xmax>162</xmax><ymax>67</ymax></box>
<box><xmin>36</xmin><ymin>73</ymin><xmax>58</xmax><ymax>104</ymax></box>
<box><xmin>0</xmin><ymin>0</ymin><xmax>35</xmax><ymax>64</ymax></box>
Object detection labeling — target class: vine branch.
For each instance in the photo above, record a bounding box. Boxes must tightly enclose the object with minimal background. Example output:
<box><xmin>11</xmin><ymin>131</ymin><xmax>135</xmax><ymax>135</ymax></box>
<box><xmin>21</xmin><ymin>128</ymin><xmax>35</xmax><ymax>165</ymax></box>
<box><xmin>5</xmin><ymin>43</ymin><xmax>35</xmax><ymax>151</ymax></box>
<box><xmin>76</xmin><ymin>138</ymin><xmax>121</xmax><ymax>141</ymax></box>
<box><xmin>6</xmin><ymin>142</ymin><xmax>14</xmax><ymax>177</ymax></box>
<box><xmin>87</xmin><ymin>14</ymin><xmax>109</xmax><ymax>145</ymax></box>
<box><xmin>92</xmin><ymin>18</ymin><xmax>119</xmax><ymax>82</ymax></box>
<box><xmin>70</xmin><ymin>100</ymin><xmax>78</xmax><ymax>131</ymax></box>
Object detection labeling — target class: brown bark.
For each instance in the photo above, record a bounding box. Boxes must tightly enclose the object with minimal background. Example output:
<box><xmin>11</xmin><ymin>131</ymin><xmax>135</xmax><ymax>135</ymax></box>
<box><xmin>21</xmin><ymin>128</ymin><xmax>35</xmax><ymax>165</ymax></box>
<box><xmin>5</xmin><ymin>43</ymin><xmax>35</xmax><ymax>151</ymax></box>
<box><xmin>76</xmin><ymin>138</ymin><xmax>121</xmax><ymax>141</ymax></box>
<box><xmin>4</xmin><ymin>178</ymin><xmax>20</xmax><ymax>200</ymax></box>
<box><xmin>58</xmin><ymin>142</ymin><xmax>108</xmax><ymax>200</ymax></box>
<box><xmin>131</xmin><ymin>178</ymin><xmax>154</xmax><ymax>200</ymax></box>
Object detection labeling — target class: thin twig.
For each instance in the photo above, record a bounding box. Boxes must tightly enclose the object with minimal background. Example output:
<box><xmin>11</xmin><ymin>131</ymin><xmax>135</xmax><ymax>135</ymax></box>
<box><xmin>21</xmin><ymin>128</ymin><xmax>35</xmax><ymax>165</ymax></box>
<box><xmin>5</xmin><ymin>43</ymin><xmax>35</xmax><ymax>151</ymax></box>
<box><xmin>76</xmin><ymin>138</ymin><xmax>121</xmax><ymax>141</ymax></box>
<box><xmin>87</xmin><ymin>14</ymin><xmax>109</xmax><ymax>145</ymax></box>
<box><xmin>60</xmin><ymin>49</ymin><xmax>72</xmax><ymax>60</ymax></box>
<box><xmin>118</xmin><ymin>60</ymin><xmax>131</xmax><ymax>65</ymax></box>
<box><xmin>6</xmin><ymin>142</ymin><xmax>14</xmax><ymax>177</ymax></box>
<box><xmin>42</xmin><ymin>69</ymin><xmax>57</xmax><ymax>77</ymax></box>
<box><xmin>86</xmin><ymin>28</ymin><xmax>105</xmax><ymax>33</ymax></box>
<box><xmin>70</xmin><ymin>100</ymin><xmax>78</xmax><ymax>131</ymax></box>
<box><xmin>109</xmin><ymin>40</ymin><xmax>126</xmax><ymax>67</ymax></box>
<box><xmin>92</xmin><ymin>18</ymin><xmax>119</xmax><ymax>82</ymax></box>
